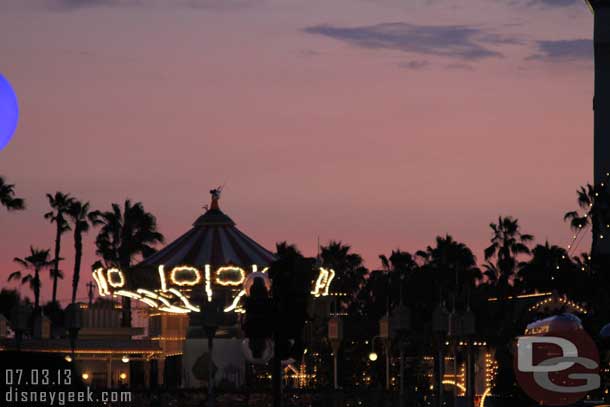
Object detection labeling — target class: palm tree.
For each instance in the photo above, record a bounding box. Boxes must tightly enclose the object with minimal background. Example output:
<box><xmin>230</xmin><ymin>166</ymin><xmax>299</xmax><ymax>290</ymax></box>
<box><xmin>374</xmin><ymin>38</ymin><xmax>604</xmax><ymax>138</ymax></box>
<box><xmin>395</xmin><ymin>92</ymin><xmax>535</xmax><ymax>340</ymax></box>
<box><xmin>8</xmin><ymin>247</ymin><xmax>53</xmax><ymax>310</ymax></box>
<box><xmin>320</xmin><ymin>241</ymin><xmax>367</xmax><ymax>310</ymax></box>
<box><xmin>0</xmin><ymin>176</ymin><xmax>25</xmax><ymax>211</ymax></box>
<box><xmin>92</xmin><ymin>200</ymin><xmax>164</xmax><ymax>326</ymax></box>
<box><xmin>417</xmin><ymin>235</ymin><xmax>480</xmax><ymax>304</ymax></box>
<box><xmin>44</xmin><ymin>192</ymin><xmax>74</xmax><ymax>304</ymax></box>
<box><xmin>564</xmin><ymin>184</ymin><xmax>610</xmax><ymax>261</ymax></box>
<box><xmin>275</xmin><ymin>241</ymin><xmax>303</xmax><ymax>260</ymax></box>
<box><xmin>67</xmin><ymin>200</ymin><xmax>99</xmax><ymax>304</ymax></box>
<box><xmin>518</xmin><ymin>241</ymin><xmax>573</xmax><ymax>294</ymax></box>
<box><xmin>379</xmin><ymin>249</ymin><xmax>418</xmax><ymax>309</ymax></box>
<box><xmin>483</xmin><ymin>216</ymin><xmax>533</xmax><ymax>295</ymax></box>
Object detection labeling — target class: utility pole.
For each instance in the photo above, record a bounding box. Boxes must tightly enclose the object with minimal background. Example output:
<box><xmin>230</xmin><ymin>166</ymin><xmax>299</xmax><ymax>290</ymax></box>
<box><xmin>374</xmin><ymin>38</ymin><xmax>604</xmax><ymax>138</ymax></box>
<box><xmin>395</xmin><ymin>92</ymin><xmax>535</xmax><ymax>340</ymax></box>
<box><xmin>587</xmin><ymin>1</ymin><xmax>610</xmax><ymax>256</ymax></box>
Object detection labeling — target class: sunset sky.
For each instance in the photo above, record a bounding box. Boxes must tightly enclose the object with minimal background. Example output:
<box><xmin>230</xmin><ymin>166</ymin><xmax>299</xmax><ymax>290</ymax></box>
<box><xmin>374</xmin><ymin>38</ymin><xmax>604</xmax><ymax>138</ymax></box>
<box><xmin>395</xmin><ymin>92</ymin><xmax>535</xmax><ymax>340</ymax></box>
<box><xmin>0</xmin><ymin>0</ymin><xmax>597</xmax><ymax>304</ymax></box>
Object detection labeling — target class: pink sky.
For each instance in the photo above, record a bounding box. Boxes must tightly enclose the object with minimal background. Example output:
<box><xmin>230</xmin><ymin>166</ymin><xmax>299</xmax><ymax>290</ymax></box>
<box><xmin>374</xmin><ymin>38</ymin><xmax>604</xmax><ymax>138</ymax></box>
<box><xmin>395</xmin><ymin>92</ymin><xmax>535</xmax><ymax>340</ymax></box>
<box><xmin>0</xmin><ymin>0</ymin><xmax>597</xmax><ymax>305</ymax></box>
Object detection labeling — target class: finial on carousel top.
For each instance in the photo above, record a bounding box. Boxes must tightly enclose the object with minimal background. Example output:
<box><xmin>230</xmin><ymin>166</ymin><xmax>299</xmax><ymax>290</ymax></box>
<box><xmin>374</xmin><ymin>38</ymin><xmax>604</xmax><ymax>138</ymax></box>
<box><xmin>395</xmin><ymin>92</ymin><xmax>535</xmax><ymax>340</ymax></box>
<box><xmin>209</xmin><ymin>186</ymin><xmax>223</xmax><ymax>210</ymax></box>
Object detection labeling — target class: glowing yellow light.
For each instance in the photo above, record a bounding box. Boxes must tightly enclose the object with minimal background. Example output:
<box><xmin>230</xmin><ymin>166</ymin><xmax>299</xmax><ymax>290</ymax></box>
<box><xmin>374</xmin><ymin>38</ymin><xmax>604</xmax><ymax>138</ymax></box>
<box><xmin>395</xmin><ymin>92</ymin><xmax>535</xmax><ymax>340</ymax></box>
<box><xmin>121</xmin><ymin>355</ymin><xmax>130</xmax><ymax>363</ymax></box>
<box><xmin>224</xmin><ymin>290</ymin><xmax>246</xmax><ymax>313</ymax></box>
<box><xmin>170</xmin><ymin>266</ymin><xmax>201</xmax><ymax>286</ymax></box>
<box><xmin>168</xmin><ymin>288</ymin><xmax>200</xmax><ymax>312</ymax></box>
<box><xmin>158</xmin><ymin>265</ymin><xmax>168</xmax><ymax>292</ymax></box>
<box><xmin>115</xmin><ymin>290</ymin><xmax>141</xmax><ymax>299</ymax></box>
<box><xmin>252</xmin><ymin>265</ymin><xmax>258</xmax><ymax>273</ymax></box>
<box><xmin>136</xmin><ymin>288</ymin><xmax>159</xmax><ymax>299</ymax></box>
<box><xmin>442</xmin><ymin>380</ymin><xmax>466</xmax><ymax>393</ymax></box>
<box><xmin>369</xmin><ymin>352</ymin><xmax>378</xmax><ymax>362</ymax></box>
<box><xmin>154</xmin><ymin>294</ymin><xmax>191</xmax><ymax>313</ymax></box>
<box><xmin>139</xmin><ymin>298</ymin><xmax>158</xmax><ymax>308</ymax></box>
<box><xmin>64</xmin><ymin>355</ymin><xmax>72</xmax><ymax>362</ymax></box>
<box><xmin>215</xmin><ymin>266</ymin><xmax>246</xmax><ymax>286</ymax></box>
<box><xmin>107</xmin><ymin>268</ymin><xmax>125</xmax><ymax>288</ymax></box>
<box><xmin>311</xmin><ymin>268</ymin><xmax>335</xmax><ymax>297</ymax></box>
<box><xmin>480</xmin><ymin>387</ymin><xmax>491</xmax><ymax>407</ymax></box>
<box><xmin>119</xmin><ymin>373</ymin><xmax>127</xmax><ymax>380</ymax></box>
<box><xmin>204</xmin><ymin>265</ymin><xmax>213</xmax><ymax>302</ymax></box>
<box><xmin>82</xmin><ymin>373</ymin><xmax>90</xmax><ymax>381</ymax></box>
<box><xmin>93</xmin><ymin>268</ymin><xmax>110</xmax><ymax>296</ymax></box>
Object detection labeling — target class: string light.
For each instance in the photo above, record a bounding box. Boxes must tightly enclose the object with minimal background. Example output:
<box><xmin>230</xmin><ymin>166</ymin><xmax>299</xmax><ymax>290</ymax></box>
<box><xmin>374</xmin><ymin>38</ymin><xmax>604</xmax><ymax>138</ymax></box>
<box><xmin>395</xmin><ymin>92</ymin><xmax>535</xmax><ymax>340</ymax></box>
<box><xmin>527</xmin><ymin>296</ymin><xmax>588</xmax><ymax>314</ymax></box>
<box><xmin>204</xmin><ymin>265</ymin><xmax>213</xmax><ymax>302</ymax></box>
<box><xmin>158</xmin><ymin>265</ymin><xmax>167</xmax><ymax>292</ymax></box>
<box><xmin>215</xmin><ymin>266</ymin><xmax>246</xmax><ymax>286</ymax></box>
<box><xmin>442</xmin><ymin>380</ymin><xmax>466</xmax><ymax>394</ymax></box>
<box><xmin>169</xmin><ymin>266</ymin><xmax>201</xmax><ymax>286</ymax></box>
<box><xmin>480</xmin><ymin>387</ymin><xmax>492</xmax><ymax>407</ymax></box>
<box><xmin>224</xmin><ymin>290</ymin><xmax>246</xmax><ymax>313</ymax></box>
<box><xmin>168</xmin><ymin>288</ymin><xmax>200</xmax><ymax>312</ymax></box>
<box><xmin>115</xmin><ymin>290</ymin><xmax>142</xmax><ymax>300</ymax></box>
<box><xmin>94</xmin><ymin>268</ymin><xmax>110</xmax><ymax>296</ymax></box>
<box><xmin>107</xmin><ymin>268</ymin><xmax>125</xmax><ymax>288</ymax></box>
<box><xmin>92</xmin><ymin>268</ymin><xmax>108</xmax><ymax>296</ymax></box>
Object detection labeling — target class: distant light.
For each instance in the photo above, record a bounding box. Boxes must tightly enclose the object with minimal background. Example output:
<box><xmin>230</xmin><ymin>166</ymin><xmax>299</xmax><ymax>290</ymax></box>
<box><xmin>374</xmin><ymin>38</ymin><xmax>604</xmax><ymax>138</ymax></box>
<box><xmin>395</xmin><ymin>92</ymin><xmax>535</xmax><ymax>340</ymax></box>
<box><xmin>369</xmin><ymin>352</ymin><xmax>378</xmax><ymax>362</ymax></box>
<box><xmin>82</xmin><ymin>373</ymin><xmax>89</xmax><ymax>381</ymax></box>
<box><xmin>119</xmin><ymin>373</ymin><xmax>127</xmax><ymax>380</ymax></box>
<box><xmin>121</xmin><ymin>355</ymin><xmax>130</xmax><ymax>364</ymax></box>
<box><xmin>64</xmin><ymin>355</ymin><xmax>72</xmax><ymax>363</ymax></box>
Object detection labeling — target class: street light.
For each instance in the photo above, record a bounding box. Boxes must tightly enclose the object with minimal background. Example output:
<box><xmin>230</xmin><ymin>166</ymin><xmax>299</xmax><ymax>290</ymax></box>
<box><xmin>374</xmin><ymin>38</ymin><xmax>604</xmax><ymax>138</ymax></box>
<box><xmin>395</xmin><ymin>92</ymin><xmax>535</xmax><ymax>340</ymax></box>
<box><xmin>369</xmin><ymin>336</ymin><xmax>383</xmax><ymax>361</ymax></box>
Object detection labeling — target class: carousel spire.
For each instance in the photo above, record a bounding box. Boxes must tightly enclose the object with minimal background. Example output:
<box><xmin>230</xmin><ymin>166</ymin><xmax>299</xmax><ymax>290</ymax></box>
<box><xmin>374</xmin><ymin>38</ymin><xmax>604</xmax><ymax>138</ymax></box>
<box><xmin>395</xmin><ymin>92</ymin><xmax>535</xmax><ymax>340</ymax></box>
<box><xmin>209</xmin><ymin>186</ymin><xmax>222</xmax><ymax>211</ymax></box>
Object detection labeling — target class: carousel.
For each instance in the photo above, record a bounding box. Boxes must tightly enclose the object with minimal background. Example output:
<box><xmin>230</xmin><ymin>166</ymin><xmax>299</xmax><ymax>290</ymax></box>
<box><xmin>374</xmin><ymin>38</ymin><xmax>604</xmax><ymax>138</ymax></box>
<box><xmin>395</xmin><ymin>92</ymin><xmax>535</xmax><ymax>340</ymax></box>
<box><xmin>91</xmin><ymin>188</ymin><xmax>335</xmax><ymax>317</ymax></box>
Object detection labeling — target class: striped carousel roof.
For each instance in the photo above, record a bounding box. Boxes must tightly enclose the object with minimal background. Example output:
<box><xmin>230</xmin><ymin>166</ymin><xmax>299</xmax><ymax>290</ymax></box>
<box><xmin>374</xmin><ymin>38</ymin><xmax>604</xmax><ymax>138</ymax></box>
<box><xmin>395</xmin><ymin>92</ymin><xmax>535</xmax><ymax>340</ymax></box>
<box><xmin>138</xmin><ymin>189</ymin><xmax>275</xmax><ymax>269</ymax></box>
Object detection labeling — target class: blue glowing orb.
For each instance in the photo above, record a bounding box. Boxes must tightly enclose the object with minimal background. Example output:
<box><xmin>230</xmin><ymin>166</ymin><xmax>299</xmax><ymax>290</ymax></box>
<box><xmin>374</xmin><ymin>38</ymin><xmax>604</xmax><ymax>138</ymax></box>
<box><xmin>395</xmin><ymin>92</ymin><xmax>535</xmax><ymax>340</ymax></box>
<box><xmin>0</xmin><ymin>74</ymin><xmax>19</xmax><ymax>151</ymax></box>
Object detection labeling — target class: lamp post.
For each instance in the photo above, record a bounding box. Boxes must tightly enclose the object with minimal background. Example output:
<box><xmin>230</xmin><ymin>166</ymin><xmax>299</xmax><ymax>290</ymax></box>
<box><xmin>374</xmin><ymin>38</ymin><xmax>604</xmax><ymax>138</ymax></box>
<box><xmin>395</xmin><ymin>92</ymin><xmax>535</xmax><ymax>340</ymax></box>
<box><xmin>391</xmin><ymin>303</ymin><xmax>411</xmax><ymax>407</ymax></box>
<box><xmin>328</xmin><ymin>316</ymin><xmax>343</xmax><ymax>391</ymax></box>
<box><xmin>432</xmin><ymin>303</ymin><xmax>449</xmax><ymax>407</ymax></box>
<box><xmin>65</xmin><ymin>303</ymin><xmax>82</xmax><ymax>359</ymax></box>
<box><xmin>369</xmin><ymin>333</ymin><xmax>390</xmax><ymax>391</ymax></box>
<box><xmin>448</xmin><ymin>307</ymin><xmax>476</xmax><ymax>407</ymax></box>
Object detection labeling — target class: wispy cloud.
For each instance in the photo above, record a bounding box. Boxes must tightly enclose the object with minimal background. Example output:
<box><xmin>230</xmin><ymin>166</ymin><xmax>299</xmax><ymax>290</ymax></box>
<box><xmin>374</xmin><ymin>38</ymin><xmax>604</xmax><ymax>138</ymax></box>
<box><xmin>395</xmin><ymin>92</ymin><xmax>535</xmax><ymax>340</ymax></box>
<box><xmin>398</xmin><ymin>60</ymin><xmax>430</xmax><ymax>70</ymax></box>
<box><xmin>304</xmin><ymin>22</ymin><xmax>520</xmax><ymax>61</ymax></box>
<box><xmin>530</xmin><ymin>0</ymin><xmax>581</xmax><ymax>7</ymax></box>
<box><xmin>528</xmin><ymin>39</ymin><xmax>592</xmax><ymax>62</ymax></box>
<box><xmin>44</xmin><ymin>0</ymin><xmax>261</xmax><ymax>10</ymax></box>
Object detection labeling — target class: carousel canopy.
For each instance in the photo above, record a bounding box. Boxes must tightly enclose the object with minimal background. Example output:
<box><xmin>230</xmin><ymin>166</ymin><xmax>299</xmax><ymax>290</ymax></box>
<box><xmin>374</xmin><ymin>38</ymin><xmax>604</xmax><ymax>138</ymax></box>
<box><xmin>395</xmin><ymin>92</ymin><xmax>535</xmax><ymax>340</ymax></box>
<box><xmin>137</xmin><ymin>189</ymin><xmax>275</xmax><ymax>269</ymax></box>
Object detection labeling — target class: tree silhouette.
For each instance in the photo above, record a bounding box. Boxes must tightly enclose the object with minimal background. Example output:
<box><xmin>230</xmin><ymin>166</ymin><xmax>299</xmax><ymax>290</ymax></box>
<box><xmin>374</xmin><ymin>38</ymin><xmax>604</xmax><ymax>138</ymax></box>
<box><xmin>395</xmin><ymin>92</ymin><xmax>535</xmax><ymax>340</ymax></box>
<box><xmin>564</xmin><ymin>183</ymin><xmax>610</xmax><ymax>262</ymax></box>
<box><xmin>417</xmin><ymin>235</ymin><xmax>480</xmax><ymax>304</ymax></box>
<box><xmin>44</xmin><ymin>192</ymin><xmax>74</xmax><ymax>304</ymax></box>
<box><xmin>0</xmin><ymin>176</ymin><xmax>25</xmax><ymax>211</ymax></box>
<box><xmin>0</xmin><ymin>289</ymin><xmax>21</xmax><ymax>319</ymax></box>
<box><xmin>320</xmin><ymin>241</ymin><xmax>367</xmax><ymax>310</ymax></box>
<box><xmin>517</xmin><ymin>241</ymin><xmax>590</xmax><ymax>299</ymax></box>
<box><xmin>92</xmin><ymin>200</ymin><xmax>164</xmax><ymax>326</ymax></box>
<box><xmin>484</xmin><ymin>216</ymin><xmax>533</xmax><ymax>295</ymax></box>
<box><xmin>9</xmin><ymin>247</ymin><xmax>53</xmax><ymax>310</ymax></box>
<box><xmin>67</xmin><ymin>200</ymin><xmax>99</xmax><ymax>304</ymax></box>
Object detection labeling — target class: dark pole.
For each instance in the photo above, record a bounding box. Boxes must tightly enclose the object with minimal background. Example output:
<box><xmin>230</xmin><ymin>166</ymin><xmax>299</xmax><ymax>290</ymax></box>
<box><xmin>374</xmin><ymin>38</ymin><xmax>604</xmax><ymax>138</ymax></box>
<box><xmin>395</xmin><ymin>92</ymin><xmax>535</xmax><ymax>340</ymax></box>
<box><xmin>207</xmin><ymin>334</ymin><xmax>215</xmax><ymax>407</ymax></box>
<box><xmin>203</xmin><ymin>298</ymin><xmax>220</xmax><ymax>407</ymax></box>
<box><xmin>437</xmin><ymin>343</ymin><xmax>444</xmax><ymax>407</ymax></box>
<box><xmin>593</xmin><ymin>1</ymin><xmax>610</xmax><ymax>256</ymax></box>
<box><xmin>466</xmin><ymin>343</ymin><xmax>475</xmax><ymax>407</ymax></box>
<box><xmin>272</xmin><ymin>330</ymin><xmax>282</xmax><ymax>407</ymax></box>
<box><xmin>399</xmin><ymin>340</ymin><xmax>405</xmax><ymax>407</ymax></box>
